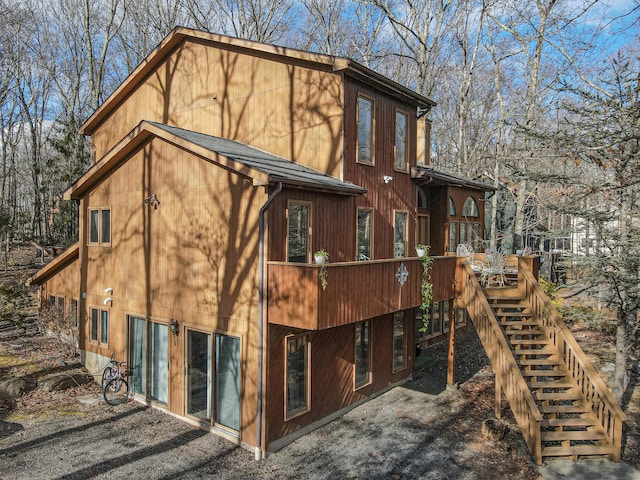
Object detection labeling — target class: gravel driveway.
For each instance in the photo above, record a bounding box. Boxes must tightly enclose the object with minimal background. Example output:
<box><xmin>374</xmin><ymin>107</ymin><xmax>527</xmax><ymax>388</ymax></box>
<box><xmin>1</xmin><ymin>327</ymin><xmax>548</xmax><ymax>480</ymax></box>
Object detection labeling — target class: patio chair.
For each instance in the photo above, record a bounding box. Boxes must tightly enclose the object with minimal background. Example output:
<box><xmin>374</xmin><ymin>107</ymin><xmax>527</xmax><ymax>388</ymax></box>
<box><xmin>480</xmin><ymin>249</ymin><xmax>507</xmax><ymax>287</ymax></box>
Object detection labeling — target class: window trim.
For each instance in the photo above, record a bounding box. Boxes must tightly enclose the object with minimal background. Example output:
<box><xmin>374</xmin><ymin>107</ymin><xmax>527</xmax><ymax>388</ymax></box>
<box><xmin>88</xmin><ymin>207</ymin><xmax>111</xmax><ymax>246</ymax></box>
<box><xmin>356</xmin><ymin>94</ymin><xmax>375</xmax><ymax>166</ymax></box>
<box><xmin>356</xmin><ymin>207</ymin><xmax>374</xmax><ymax>261</ymax></box>
<box><xmin>354</xmin><ymin>320</ymin><xmax>372</xmax><ymax>389</ymax></box>
<box><xmin>285</xmin><ymin>333</ymin><xmax>311</xmax><ymax>420</ymax></box>
<box><xmin>392</xmin><ymin>312</ymin><xmax>408</xmax><ymax>373</ymax></box>
<box><xmin>90</xmin><ymin>307</ymin><xmax>109</xmax><ymax>346</ymax></box>
<box><xmin>286</xmin><ymin>201</ymin><xmax>312</xmax><ymax>264</ymax></box>
<box><xmin>394</xmin><ymin>109</ymin><xmax>409</xmax><ymax>173</ymax></box>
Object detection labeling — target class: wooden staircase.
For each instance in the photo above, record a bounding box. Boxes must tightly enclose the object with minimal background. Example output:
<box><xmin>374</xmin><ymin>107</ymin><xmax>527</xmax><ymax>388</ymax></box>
<box><xmin>458</xmin><ymin>259</ymin><xmax>627</xmax><ymax>464</ymax></box>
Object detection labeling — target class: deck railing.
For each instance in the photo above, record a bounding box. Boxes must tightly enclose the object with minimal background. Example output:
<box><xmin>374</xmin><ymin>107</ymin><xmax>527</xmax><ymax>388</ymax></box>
<box><xmin>459</xmin><ymin>261</ymin><xmax>543</xmax><ymax>464</ymax></box>
<box><xmin>519</xmin><ymin>261</ymin><xmax>627</xmax><ymax>461</ymax></box>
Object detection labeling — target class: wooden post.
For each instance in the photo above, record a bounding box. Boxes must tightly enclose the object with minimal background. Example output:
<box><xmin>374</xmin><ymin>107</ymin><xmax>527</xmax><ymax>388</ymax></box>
<box><xmin>495</xmin><ymin>379</ymin><xmax>502</xmax><ymax>419</ymax></box>
<box><xmin>446</xmin><ymin>299</ymin><xmax>456</xmax><ymax>388</ymax></box>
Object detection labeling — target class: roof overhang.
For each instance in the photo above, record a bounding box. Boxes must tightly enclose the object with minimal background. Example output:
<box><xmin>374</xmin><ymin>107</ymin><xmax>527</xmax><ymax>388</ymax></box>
<box><xmin>65</xmin><ymin>121</ymin><xmax>366</xmax><ymax>200</ymax></box>
<box><xmin>27</xmin><ymin>243</ymin><xmax>79</xmax><ymax>286</ymax></box>
<box><xmin>411</xmin><ymin>166</ymin><xmax>496</xmax><ymax>192</ymax></box>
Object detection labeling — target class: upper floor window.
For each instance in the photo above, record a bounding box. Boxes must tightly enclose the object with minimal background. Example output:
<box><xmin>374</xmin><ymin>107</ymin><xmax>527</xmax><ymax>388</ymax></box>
<box><xmin>287</xmin><ymin>202</ymin><xmax>310</xmax><ymax>263</ymax></box>
<box><xmin>462</xmin><ymin>197</ymin><xmax>479</xmax><ymax>217</ymax></box>
<box><xmin>395</xmin><ymin>110</ymin><xmax>408</xmax><ymax>172</ymax></box>
<box><xmin>89</xmin><ymin>208</ymin><xmax>111</xmax><ymax>245</ymax></box>
<box><xmin>356</xmin><ymin>208</ymin><xmax>373</xmax><ymax>260</ymax></box>
<box><xmin>394</xmin><ymin>211</ymin><xmax>408</xmax><ymax>258</ymax></box>
<box><xmin>357</xmin><ymin>95</ymin><xmax>374</xmax><ymax>165</ymax></box>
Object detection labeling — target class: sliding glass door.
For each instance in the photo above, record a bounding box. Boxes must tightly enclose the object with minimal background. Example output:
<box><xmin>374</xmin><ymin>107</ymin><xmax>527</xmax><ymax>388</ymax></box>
<box><xmin>186</xmin><ymin>329</ymin><xmax>240</xmax><ymax>432</ymax></box>
<box><xmin>128</xmin><ymin>316</ymin><xmax>168</xmax><ymax>405</ymax></box>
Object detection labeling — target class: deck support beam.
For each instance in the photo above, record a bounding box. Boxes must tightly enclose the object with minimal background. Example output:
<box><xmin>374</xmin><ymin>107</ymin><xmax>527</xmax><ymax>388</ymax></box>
<box><xmin>446</xmin><ymin>299</ymin><xmax>456</xmax><ymax>388</ymax></box>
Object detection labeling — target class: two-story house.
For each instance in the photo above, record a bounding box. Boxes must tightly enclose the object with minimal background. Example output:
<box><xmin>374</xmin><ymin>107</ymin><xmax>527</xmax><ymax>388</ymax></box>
<box><xmin>29</xmin><ymin>27</ymin><xmax>624</xmax><ymax>464</ymax></box>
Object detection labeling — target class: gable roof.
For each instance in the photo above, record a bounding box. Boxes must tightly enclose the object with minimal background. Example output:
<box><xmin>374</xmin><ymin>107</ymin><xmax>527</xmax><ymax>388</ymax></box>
<box><xmin>411</xmin><ymin>165</ymin><xmax>496</xmax><ymax>192</ymax></box>
<box><xmin>64</xmin><ymin>121</ymin><xmax>366</xmax><ymax>200</ymax></box>
<box><xmin>27</xmin><ymin>243</ymin><xmax>79</xmax><ymax>286</ymax></box>
<box><xmin>79</xmin><ymin>27</ymin><xmax>435</xmax><ymax>136</ymax></box>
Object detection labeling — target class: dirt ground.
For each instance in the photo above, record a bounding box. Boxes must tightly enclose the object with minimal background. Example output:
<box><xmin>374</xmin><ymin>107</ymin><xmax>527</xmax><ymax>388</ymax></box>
<box><xmin>0</xmin><ymin>247</ymin><xmax>638</xmax><ymax>479</ymax></box>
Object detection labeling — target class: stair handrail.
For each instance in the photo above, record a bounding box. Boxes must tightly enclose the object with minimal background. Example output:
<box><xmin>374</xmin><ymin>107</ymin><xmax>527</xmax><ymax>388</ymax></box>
<box><xmin>459</xmin><ymin>261</ymin><xmax>542</xmax><ymax>463</ymax></box>
<box><xmin>518</xmin><ymin>262</ymin><xmax>627</xmax><ymax>460</ymax></box>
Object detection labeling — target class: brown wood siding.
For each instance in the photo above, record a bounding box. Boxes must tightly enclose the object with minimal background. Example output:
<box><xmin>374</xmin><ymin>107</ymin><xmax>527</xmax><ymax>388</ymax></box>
<box><xmin>80</xmin><ymin>137</ymin><xmax>265</xmax><ymax>446</ymax></box>
<box><xmin>343</xmin><ymin>77</ymin><xmax>418</xmax><ymax>260</ymax></box>
<box><xmin>267</xmin><ymin>256</ymin><xmax>457</xmax><ymax>330</ymax></box>
<box><xmin>267</xmin><ymin>189</ymin><xmax>357</xmax><ymax>263</ymax></box>
<box><xmin>265</xmin><ymin>309</ymin><xmax>414</xmax><ymax>446</ymax></box>
<box><xmin>90</xmin><ymin>39</ymin><xmax>344</xmax><ymax>179</ymax></box>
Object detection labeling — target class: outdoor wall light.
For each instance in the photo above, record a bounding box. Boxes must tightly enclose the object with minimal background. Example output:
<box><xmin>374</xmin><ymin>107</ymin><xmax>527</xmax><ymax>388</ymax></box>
<box><xmin>383</xmin><ymin>175</ymin><xmax>393</xmax><ymax>184</ymax></box>
<box><xmin>170</xmin><ymin>319</ymin><xmax>179</xmax><ymax>335</ymax></box>
<box><xmin>104</xmin><ymin>287</ymin><xmax>113</xmax><ymax>295</ymax></box>
<box><xmin>103</xmin><ymin>297</ymin><xmax>113</xmax><ymax>306</ymax></box>
<box><xmin>144</xmin><ymin>193</ymin><xmax>160</xmax><ymax>209</ymax></box>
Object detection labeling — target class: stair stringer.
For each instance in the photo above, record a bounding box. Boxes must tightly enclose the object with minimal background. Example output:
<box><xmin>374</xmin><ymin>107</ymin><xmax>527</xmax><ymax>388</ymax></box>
<box><xmin>457</xmin><ymin>262</ymin><xmax>543</xmax><ymax>464</ymax></box>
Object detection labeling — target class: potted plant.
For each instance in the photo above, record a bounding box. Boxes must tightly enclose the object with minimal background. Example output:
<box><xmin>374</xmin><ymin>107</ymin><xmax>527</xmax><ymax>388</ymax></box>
<box><xmin>415</xmin><ymin>244</ymin><xmax>429</xmax><ymax>258</ymax></box>
<box><xmin>314</xmin><ymin>249</ymin><xmax>329</xmax><ymax>290</ymax></box>
<box><xmin>314</xmin><ymin>249</ymin><xmax>329</xmax><ymax>264</ymax></box>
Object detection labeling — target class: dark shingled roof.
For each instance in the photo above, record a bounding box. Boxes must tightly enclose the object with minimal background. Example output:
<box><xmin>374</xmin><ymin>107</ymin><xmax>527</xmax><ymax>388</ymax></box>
<box><xmin>147</xmin><ymin>122</ymin><xmax>366</xmax><ymax>196</ymax></box>
<box><xmin>412</xmin><ymin>165</ymin><xmax>495</xmax><ymax>191</ymax></box>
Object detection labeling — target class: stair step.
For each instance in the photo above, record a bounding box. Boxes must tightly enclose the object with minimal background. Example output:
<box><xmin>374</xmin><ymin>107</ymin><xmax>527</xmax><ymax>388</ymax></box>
<box><xmin>515</xmin><ymin>348</ymin><xmax>556</xmax><ymax>356</ymax></box>
<box><xmin>493</xmin><ymin>311</ymin><xmax>532</xmax><ymax>317</ymax></box>
<box><xmin>541</xmin><ymin>445</ymin><xmax>613</xmax><ymax>458</ymax></box>
<box><xmin>510</xmin><ymin>339</ymin><xmax>549</xmax><ymax>345</ymax></box>
<box><xmin>523</xmin><ymin>369</ymin><xmax>568</xmax><ymax>377</ymax></box>
<box><xmin>501</xmin><ymin>320</ymin><xmax>540</xmax><ymax>326</ymax></box>
<box><xmin>492</xmin><ymin>303</ymin><xmax>529</xmax><ymax>309</ymax></box>
<box><xmin>540</xmin><ymin>404</ymin><xmax>589</xmax><ymax>414</ymax></box>
<box><xmin>520</xmin><ymin>358</ymin><xmax>561</xmax><ymax>366</ymax></box>
<box><xmin>541</xmin><ymin>418</ymin><xmax>598</xmax><ymax>428</ymax></box>
<box><xmin>541</xmin><ymin>430</ymin><xmax>607</xmax><ymax>442</ymax></box>
<box><xmin>504</xmin><ymin>328</ymin><xmax>545</xmax><ymax>335</ymax></box>
<box><xmin>535</xmin><ymin>392</ymin><xmax>583</xmax><ymax>401</ymax></box>
<box><xmin>529</xmin><ymin>381</ymin><xmax>575</xmax><ymax>389</ymax></box>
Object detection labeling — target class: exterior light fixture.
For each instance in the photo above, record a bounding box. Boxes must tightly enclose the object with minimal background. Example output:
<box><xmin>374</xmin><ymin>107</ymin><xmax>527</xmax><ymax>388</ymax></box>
<box><xmin>383</xmin><ymin>175</ymin><xmax>393</xmax><ymax>184</ymax></box>
<box><xmin>103</xmin><ymin>297</ymin><xmax>113</xmax><ymax>306</ymax></box>
<box><xmin>144</xmin><ymin>193</ymin><xmax>160</xmax><ymax>209</ymax></box>
<box><xmin>104</xmin><ymin>287</ymin><xmax>113</xmax><ymax>295</ymax></box>
<box><xmin>170</xmin><ymin>319</ymin><xmax>179</xmax><ymax>335</ymax></box>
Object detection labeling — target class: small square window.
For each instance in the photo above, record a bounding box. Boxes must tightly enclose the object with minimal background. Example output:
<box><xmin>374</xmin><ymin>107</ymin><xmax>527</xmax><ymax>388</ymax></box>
<box><xmin>90</xmin><ymin>307</ymin><xmax>109</xmax><ymax>345</ymax></box>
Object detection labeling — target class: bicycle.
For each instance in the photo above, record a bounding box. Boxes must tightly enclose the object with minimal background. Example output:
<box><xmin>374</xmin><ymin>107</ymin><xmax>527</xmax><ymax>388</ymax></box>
<box><xmin>101</xmin><ymin>358</ymin><xmax>130</xmax><ymax>405</ymax></box>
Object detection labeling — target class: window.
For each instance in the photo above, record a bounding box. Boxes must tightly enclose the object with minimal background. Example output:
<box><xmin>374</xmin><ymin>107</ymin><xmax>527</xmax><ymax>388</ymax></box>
<box><xmin>286</xmin><ymin>334</ymin><xmax>310</xmax><ymax>418</ymax></box>
<box><xmin>89</xmin><ymin>208</ymin><xmax>111</xmax><ymax>245</ymax></box>
<box><xmin>357</xmin><ymin>95</ymin><xmax>374</xmax><ymax>164</ymax></box>
<box><xmin>462</xmin><ymin>197</ymin><xmax>479</xmax><ymax>217</ymax></box>
<box><xmin>394</xmin><ymin>211</ymin><xmax>408</xmax><ymax>258</ymax></box>
<box><xmin>448</xmin><ymin>222</ymin><xmax>458</xmax><ymax>253</ymax></box>
<box><xmin>355</xmin><ymin>321</ymin><xmax>371</xmax><ymax>388</ymax></box>
<box><xmin>356</xmin><ymin>208</ymin><xmax>373</xmax><ymax>260</ymax></box>
<box><xmin>70</xmin><ymin>299</ymin><xmax>78</xmax><ymax>328</ymax></box>
<box><xmin>392</xmin><ymin>312</ymin><xmax>407</xmax><ymax>372</ymax></box>
<box><xmin>90</xmin><ymin>308</ymin><xmax>108</xmax><ymax>344</ymax></box>
<box><xmin>57</xmin><ymin>297</ymin><xmax>65</xmax><ymax>317</ymax></box>
<box><xmin>449</xmin><ymin>197</ymin><xmax>456</xmax><ymax>216</ymax></box>
<box><xmin>287</xmin><ymin>202</ymin><xmax>310</xmax><ymax>263</ymax></box>
<box><xmin>460</xmin><ymin>221</ymin><xmax>481</xmax><ymax>251</ymax></box>
<box><xmin>395</xmin><ymin>110</ymin><xmax>408</xmax><ymax>172</ymax></box>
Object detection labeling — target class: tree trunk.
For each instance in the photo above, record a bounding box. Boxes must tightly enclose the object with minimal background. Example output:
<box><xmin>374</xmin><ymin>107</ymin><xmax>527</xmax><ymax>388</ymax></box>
<box><xmin>613</xmin><ymin>309</ymin><xmax>629</xmax><ymax>403</ymax></box>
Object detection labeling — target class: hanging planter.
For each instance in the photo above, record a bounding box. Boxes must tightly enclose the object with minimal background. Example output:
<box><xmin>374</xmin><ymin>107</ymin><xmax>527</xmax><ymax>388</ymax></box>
<box><xmin>416</xmin><ymin>245</ymin><xmax>427</xmax><ymax>258</ymax></box>
<box><xmin>314</xmin><ymin>249</ymin><xmax>329</xmax><ymax>290</ymax></box>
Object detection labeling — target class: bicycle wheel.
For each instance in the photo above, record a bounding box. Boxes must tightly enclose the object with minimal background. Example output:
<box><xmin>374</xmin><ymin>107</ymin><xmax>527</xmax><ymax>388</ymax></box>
<box><xmin>101</xmin><ymin>367</ymin><xmax>113</xmax><ymax>391</ymax></box>
<box><xmin>103</xmin><ymin>378</ymin><xmax>129</xmax><ymax>405</ymax></box>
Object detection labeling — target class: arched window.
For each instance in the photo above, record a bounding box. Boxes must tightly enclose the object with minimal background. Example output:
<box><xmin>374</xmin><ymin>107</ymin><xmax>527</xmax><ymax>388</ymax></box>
<box><xmin>462</xmin><ymin>197</ymin><xmax>479</xmax><ymax>217</ymax></box>
<box><xmin>417</xmin><ymin>187</ymin><xmax>428</xmax><ymax>209</ymax></box>
<box><xmin>449</xmin><ymin>197</ymin><xmax>456</xmax><ymax>216</ymax></box>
